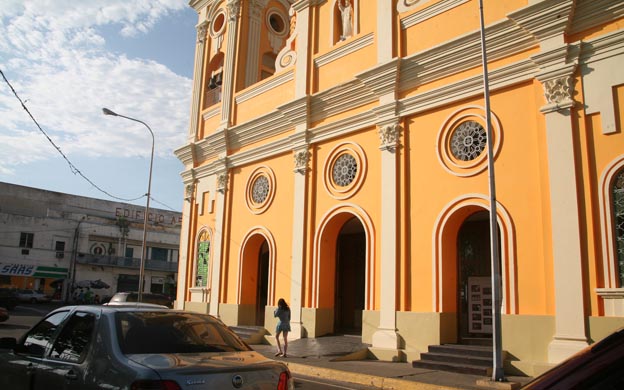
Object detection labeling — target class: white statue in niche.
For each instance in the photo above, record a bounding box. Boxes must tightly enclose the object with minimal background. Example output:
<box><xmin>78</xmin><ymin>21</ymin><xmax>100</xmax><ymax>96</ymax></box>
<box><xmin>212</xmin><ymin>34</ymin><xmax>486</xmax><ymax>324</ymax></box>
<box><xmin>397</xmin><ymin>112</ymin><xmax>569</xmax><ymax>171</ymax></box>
<box><xmin>338</xmin><ymin>0</ymin><xmax>353</xmax><ymax>40</ymax></box>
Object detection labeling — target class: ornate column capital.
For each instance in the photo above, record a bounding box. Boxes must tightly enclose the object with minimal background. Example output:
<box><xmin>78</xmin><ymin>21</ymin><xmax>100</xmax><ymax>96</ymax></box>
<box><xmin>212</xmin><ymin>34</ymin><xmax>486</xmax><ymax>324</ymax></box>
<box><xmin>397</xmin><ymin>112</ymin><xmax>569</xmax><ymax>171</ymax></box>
<box><xmin>293</xmin><ymin>149</ymin><xmax>310</xmax><ymax>174</ymax></box>
<box><xmin>378</xmin><ymin>123</ymin><xmax>401</xmax><ymax>152</ymax></box>
<box><xmin>217</xmin><ymin>172</ymin><xmax>228</xmax><ymax>193</ymax></box>
<box><xmin>185</xmin><ymin>183</ymin><xmax>196</xmax><ymax>202</ymax></box>
<box><xmin>226</xmin><ymin>0</ymin><xmax>241</xmax><ymax>22</ymax></box>
<box><xmin>196</xmin><ymin>21</ymin><xmax>208</xmax><ymax>44</ymax></box>
<box><xmin>540</xmin><ymin>74</ymin><xmax>576</xmax><ymax>113</ymax></box>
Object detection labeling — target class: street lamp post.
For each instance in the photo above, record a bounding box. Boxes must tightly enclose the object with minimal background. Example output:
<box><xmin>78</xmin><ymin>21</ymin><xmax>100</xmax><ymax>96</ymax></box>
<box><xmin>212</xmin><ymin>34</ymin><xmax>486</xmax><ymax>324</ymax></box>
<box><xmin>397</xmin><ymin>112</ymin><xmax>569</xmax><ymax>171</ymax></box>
<box><xmin>102</xmin><ymin>107</ymin><xmax>154</xmax><ymax>303</ymax></box>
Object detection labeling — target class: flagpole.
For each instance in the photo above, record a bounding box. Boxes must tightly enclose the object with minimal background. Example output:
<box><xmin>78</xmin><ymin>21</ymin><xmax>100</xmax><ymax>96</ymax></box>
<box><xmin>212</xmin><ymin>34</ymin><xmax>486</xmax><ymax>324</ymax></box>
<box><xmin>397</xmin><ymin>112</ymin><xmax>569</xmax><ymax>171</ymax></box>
<box><xmin>478</xmin><ymin>0</ymin><xmax>505</xmax><ymax>382</ymax></box>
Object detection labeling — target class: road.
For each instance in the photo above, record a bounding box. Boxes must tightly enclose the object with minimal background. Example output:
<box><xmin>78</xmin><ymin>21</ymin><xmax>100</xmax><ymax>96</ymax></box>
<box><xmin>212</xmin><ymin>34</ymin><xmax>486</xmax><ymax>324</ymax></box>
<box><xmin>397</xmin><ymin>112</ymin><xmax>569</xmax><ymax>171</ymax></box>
<box><xmin>1</xmin><ymin>303</ymin><xmax>378</xmax><ymax>390</ymax></box>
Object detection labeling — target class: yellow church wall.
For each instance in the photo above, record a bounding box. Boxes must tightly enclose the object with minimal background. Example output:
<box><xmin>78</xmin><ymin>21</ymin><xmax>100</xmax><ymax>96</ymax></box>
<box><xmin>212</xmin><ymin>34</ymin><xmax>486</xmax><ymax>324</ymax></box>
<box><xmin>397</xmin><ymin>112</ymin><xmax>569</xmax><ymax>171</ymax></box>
<box><xmin>400</xmin><ymin>0</ymin><xmax>527</xmax><ymax>57</ymax></box>
<box><xmin>313</xmin><ymin>44</ymin><xmax>376</xmax><ymax>93</ymax></box>
<box><xmin>403</xmin><ymin>81</ymin><xmax>556</xmax><ymax>316</ymax></box>
<box><xmin>222</xmin><ymin>152</ymin><xmax>295</xmax><ymax>306</ymax></box>
<box><xmin>309</xmin><ymin>127</ymin><xmax>384</xmax><ymax>310</ymax></box>
<box><xmin>232</xmin><ymin>76</ymin><xmax>295</xmax><ymax>125</ymax></box>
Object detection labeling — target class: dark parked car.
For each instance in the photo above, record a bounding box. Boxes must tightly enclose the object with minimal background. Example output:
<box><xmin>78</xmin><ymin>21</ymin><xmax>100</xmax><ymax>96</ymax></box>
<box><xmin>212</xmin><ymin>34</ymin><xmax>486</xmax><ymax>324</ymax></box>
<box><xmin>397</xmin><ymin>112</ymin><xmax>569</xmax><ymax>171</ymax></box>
<box><xmin>0</xmin><ymin>304</ymin><xmax>293</xmax><ymax>390</ymax></box>
<box><xmin>522</xmin><ymin>327</ymin><xmax>624</xmax><ymax>389</ymax></box>
<box><xmin>105</xmin><ymin>291</ymin><xmax>174</xmax><ymax>308</ymax></box>
<box><xmin>0</xmin><ymin>288</ymin><xmax>18</xmax><ymax>310</ymax></box>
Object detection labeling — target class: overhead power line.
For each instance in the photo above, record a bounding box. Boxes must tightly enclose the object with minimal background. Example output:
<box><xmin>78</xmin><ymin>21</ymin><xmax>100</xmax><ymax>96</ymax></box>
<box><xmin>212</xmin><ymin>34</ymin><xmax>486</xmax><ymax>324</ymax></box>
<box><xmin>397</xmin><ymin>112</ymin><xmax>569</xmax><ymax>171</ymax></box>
<box><xmin>0</xmin><ymin>68</ymin><xmax>177</xmax><ymax>211</ymax></box>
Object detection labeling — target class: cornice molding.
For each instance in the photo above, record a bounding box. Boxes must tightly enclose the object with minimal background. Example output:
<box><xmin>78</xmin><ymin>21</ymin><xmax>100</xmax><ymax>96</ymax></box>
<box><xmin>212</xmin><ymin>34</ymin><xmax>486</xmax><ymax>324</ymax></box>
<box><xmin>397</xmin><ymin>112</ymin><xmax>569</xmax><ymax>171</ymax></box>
<box><xmin>401</xmin><ymin>19</ymin><xmax>536</xmax><ymax>92</ymax></box>
<box><xmin>570</xmin><ymin>0</ymin><xmax>624</xmax><ymax>35</ymax></box>
<box><xmin>310</xmin><ymin>79</ymin><xmax>377</xmax><ymax>123</ymax></box>
<box><xmin>507</xmin><ymin>0</ymin><xmax>574</xmax><ymax>46</ymax></box>
<box><xmin>235</xmin><ymin>69</ymin><xmax>294</xmax><ymax>104</ymax></box>
<box><xmin>174</xmin><ymin>144</ymin><xmax>195</xmax><ymax>167</ymax></box>
<box><xmin>579</xmin><ymin>28</ymin><xmax>624</xmax><ymax>64</ymax></box>
<box><xmin>355</xmin><ymin>58</ymin><xmax>400</xmax><ymax>100</ymax></box>
<box><xmin>400</xmin><ymin>0</ymin><xmax>467</xmax><ymax>29</ymax></box>
<box><xmin>314</xmin><ymin>32</ymin><xmax>374</xmax><ymax>67</ymax></box>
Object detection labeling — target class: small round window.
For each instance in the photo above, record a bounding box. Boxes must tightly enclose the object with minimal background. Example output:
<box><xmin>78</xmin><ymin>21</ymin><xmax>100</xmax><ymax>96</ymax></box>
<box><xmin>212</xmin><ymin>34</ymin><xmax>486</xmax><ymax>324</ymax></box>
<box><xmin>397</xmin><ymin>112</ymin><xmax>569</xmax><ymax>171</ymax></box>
<box><xmin>251</xmin><ymin>175</ymin><xmax>270</xmax><ymax>204</ymax></box>
<box><xmin>210</xmin><ymin>9</ymin><xmax>226</xmax><ymax>38</ymax></box>
<box><xmin>450</xmin><ymin>121</ymin><xmax>487</xmax><ymax>161</ymax></box>
<box><xmin>266</xmin><ymin>9</ymin><xmax>288</xmax><ymax>36</ymax></box>
<box><xmin>324</xmin><ymin>142</ymin><xmax>367</xmax><ymax>200</ymax></box>
<box><xmin>437</xmin><ymin>106</ymin><xmax>501</xmax><ymax>177</ymax></box>
<box><xmin>245</xmin><ymin>166</ymin><xmax>276</xmax><ymax>214</ymax></box>
<box><xmin>332</xmin><ymin>154</ymin><xmax>358</xmax><ymax>187</ymax></box>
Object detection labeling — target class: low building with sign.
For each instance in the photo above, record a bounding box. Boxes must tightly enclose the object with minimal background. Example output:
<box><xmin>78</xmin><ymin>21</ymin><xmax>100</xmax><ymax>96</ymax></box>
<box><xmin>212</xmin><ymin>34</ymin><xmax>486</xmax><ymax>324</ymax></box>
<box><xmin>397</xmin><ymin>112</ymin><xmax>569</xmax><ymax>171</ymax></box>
<box><xmin>0</xmin><ymin>182</ymin><xmax>181</xmax><ymax>302</ymax></box>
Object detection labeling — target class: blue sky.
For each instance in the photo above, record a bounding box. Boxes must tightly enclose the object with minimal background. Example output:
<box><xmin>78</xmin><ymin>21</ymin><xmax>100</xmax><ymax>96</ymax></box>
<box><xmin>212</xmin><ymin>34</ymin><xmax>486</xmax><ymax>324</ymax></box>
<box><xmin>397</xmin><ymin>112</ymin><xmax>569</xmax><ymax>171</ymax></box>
<box><xmin>0</xmin><ymin>1</ymin><xmax>198</xmax><ymax>212</ymax></box>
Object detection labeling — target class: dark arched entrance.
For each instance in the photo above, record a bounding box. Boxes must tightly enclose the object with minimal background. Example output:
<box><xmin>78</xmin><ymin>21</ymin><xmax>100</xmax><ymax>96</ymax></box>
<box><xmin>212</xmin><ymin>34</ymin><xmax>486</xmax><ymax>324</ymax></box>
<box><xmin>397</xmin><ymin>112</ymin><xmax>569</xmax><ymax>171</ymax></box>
<box><xmin>256</xmin><ymin>241</ymin><xmax>269</xmax><ymax>326</ymax></box>
<box><xmin>457</xmin><ymin>211</ymin><xmax>499</xmax><ymax>343</ymax></box>
<box><xmin>334</xmin><ymin>217</ymin><xmax>365</xmax><ymax>334</ymax></box>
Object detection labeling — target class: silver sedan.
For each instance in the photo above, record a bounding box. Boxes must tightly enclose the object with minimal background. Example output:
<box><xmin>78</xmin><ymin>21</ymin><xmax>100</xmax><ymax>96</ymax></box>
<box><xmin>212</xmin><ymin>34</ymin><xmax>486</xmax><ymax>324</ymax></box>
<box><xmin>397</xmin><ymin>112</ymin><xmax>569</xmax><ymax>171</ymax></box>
<box><xmin>0</xmin><ymin>304</ymin><xmax>293</xmax><ymax>390</ymax></box>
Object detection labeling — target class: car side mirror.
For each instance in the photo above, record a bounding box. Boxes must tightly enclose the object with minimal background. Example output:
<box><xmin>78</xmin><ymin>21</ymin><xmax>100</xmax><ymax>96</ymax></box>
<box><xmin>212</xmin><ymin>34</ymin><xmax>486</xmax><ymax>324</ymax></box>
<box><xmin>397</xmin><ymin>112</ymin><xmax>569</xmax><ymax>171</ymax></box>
<box><xmin>0</xmin><ymin>337</ymin><xmax>17</xmax><ymax>350</ymax></box>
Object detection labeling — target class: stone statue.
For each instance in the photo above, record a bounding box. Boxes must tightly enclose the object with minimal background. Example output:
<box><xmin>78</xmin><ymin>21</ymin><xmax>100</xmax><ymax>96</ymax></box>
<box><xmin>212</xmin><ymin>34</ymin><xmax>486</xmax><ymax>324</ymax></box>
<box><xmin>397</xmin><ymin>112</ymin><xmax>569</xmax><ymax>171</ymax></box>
<box><xmin>338</xmin><ymin>0</ymin><xmax>353</xmax><ymax>40</ymax></box>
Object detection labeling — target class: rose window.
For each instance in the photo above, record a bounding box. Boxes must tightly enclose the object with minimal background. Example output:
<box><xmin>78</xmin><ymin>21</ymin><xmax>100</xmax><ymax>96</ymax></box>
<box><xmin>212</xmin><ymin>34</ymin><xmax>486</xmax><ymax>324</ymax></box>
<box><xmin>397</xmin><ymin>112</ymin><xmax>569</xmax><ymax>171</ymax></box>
<box><xmin>332</xmin><ymin>154</ymin><xmax>358</xmax><ymax>187</ymax></box>
<box><xmin>251</xmin><ymin>175</ymin><xmax>270</xmax><ymax>204</ymax></box>
<box><xmin>450</xmin><ymin>121</ymin><xmax>487</xmax><ymax>161</ymax></box>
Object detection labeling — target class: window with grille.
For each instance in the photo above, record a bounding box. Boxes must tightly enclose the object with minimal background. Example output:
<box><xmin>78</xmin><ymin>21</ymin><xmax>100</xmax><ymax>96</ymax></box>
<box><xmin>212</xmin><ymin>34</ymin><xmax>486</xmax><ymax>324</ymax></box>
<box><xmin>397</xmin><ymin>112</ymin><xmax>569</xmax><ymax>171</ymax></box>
<box><xmin>196</xmin><ymin>236</ymin><xmax>210</xmax><ymax>287</ymax></box>
<box><xmin>20</xmin><ymin>232</ymin><xmax>34</xmax><ymax>248</ymax></box>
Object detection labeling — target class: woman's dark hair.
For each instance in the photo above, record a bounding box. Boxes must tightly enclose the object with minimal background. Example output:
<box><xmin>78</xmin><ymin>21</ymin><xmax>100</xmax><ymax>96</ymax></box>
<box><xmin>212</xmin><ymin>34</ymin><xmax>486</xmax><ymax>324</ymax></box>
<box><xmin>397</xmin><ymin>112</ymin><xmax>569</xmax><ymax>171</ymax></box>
<box><xmin>278</xmin><ymin>298</ymin><xmax>289</xmax><ymax>310</ymax></box>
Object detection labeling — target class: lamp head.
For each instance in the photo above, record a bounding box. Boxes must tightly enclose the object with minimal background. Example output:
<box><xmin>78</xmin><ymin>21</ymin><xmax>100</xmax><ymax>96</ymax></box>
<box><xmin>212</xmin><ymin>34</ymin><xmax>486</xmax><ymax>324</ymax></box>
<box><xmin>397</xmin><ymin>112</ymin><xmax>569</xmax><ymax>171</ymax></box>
<box><xmin>102</xmin><ymin>108</ymin><xmax>118</xmax><ymax>116</ymax></box>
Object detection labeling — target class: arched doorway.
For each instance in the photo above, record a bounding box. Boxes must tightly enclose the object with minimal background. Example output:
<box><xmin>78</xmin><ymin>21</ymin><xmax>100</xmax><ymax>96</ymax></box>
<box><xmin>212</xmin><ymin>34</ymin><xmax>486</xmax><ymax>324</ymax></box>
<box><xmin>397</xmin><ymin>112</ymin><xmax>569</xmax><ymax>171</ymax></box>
<box><xmin>334</xmin><ymin>217</ymin><xmax>366</xmax><ymax>334</ymax></box>
<box><xmin>457</xmin><ymin>210</ymin><xmax>500</xmax><ymax>343</ymax></box>
<box><xmin>256</xmin><ymin>241</ymin><xmax>269</xmax><ymax>326</ymax></box>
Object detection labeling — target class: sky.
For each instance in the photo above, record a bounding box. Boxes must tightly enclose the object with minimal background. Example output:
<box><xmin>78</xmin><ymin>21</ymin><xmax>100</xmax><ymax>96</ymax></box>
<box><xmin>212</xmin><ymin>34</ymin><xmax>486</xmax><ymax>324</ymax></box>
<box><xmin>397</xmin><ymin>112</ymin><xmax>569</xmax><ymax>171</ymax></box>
<box><xmin>0</xmin><ymin>0</ymin><xmax>199</xmax><ymax>213</ymax></box>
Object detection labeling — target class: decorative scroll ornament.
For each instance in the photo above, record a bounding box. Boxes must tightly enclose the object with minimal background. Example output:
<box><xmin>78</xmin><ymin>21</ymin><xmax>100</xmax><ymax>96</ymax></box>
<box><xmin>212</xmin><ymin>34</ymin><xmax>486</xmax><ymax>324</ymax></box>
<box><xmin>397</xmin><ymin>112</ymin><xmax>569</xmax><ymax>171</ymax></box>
<box><xmin>226</xmin><ymin>0</ymin><xmax>241</xmax><ymax>22</ymax></box>
<box><xmin>543</xmin><ymin>76</ymin><xmax>573</xmax><ymax>105</ymax></box>
<box><xmin>249</xmin><ymin>0</ymin><xmax>264</xmax><ymax>19</ymax></box>
<box><xmin>217</xmin><ymin>173</ymin><xmax>228</xmax><ymax>193</ymax></box>
<box><xmin>293</xmin><ymin>149</ymin><xmax>309</xmax><ymax>174</ymax></box>
<box><xmin>378</xmin><ymin>123</ymin><xmax>400</xmax><ymax>151</ymax></box>
<box><xmin>275</xmin><ymin>6</ymin><xmax>297</xmax><ymax>71</ymax></box>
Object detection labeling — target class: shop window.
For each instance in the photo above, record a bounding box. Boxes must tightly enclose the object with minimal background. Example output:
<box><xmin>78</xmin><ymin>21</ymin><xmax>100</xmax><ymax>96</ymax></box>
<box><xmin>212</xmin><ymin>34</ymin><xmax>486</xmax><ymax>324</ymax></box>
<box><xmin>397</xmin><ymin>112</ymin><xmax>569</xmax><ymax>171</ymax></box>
<box><xmin>613</xmin><ymin>169</ymin><xmax>624</xmax><ymax>287</ymax></box>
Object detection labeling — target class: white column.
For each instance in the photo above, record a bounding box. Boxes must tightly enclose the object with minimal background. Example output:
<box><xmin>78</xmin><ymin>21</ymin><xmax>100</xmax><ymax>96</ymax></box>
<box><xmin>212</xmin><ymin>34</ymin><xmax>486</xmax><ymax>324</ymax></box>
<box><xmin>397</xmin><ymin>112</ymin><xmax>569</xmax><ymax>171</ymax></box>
<box><xmin>175</xmin><ymin>182</ymin><xmax>195</xmax><ymax>310</ymax></box>
<box><xmin>220</xmin><ymin>0</ymin><xmax>241</xmax><ymax>129</ymax></box>
<box><xmin>244</xmin><ymin>0</ymin><xmax>266</xmax><ymax>88</ymax></box>
<box><xmin>289</xmin><ymin>149</ymin><xmax>308</xmax><ymax>340</ymax></box>
<box><xmin>540</xmin><ymin>75</ymin><xmax>588</xmax><ymax>362</ymax></box>
<box><xmin>188</xmin><ymin>22</ymin><xmax>208</xmax><ymax>141</ymax></box>
<box><xmin>372</xmin><ymin>123</ymin><xmax>400</xmax><ymax>352</ymax></box>
<box><xmin>376</xmin><ymin>0</ymin><xmax>393</xmax><ymax>64</ymax></box>
<box><xmin>292</xmin><ymin>1</ymin><xmax>311</xmax><ymax>98</ymax></box>
<box><xmin>209</xmin><ymin>172</ymin><xmax>228</xmax><ymax>317</ymax></box>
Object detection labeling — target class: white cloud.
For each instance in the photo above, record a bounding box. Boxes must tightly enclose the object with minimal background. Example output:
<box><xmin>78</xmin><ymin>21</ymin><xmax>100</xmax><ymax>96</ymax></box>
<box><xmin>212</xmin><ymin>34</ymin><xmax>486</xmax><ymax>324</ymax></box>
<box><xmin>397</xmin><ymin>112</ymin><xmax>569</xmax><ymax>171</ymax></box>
<box><xmin>0</xmin><ymin>0</ymin><xmax>191</xmax><ymax>175</ymax></box>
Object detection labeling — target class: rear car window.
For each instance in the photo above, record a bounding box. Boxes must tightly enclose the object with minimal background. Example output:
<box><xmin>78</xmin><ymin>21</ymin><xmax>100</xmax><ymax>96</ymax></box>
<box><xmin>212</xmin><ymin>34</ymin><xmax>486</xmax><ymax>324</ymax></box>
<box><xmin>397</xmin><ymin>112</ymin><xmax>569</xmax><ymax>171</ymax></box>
<box><xmin>50</xmin><ymin>312</ymin><xmax>96</xmax><ymax>363</ymax></box>
<box><xmin>116</xmin><ymin>311</ymin><xmax>251</xmax><ymax>354</ymax></box>
<box><xmin>22</xmin><ymin>311</ymin><xmax>70</xmax><ymax>355</ymax></box>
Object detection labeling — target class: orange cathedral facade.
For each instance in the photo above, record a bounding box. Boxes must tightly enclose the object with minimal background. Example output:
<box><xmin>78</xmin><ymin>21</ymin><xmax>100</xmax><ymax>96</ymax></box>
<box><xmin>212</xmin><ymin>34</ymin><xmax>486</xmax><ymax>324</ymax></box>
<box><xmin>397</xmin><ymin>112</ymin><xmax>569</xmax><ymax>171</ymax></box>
<box><xmin>174</xmin><ymin>0</ymin><xmax>624</xmax><ymax>375</ymax></box>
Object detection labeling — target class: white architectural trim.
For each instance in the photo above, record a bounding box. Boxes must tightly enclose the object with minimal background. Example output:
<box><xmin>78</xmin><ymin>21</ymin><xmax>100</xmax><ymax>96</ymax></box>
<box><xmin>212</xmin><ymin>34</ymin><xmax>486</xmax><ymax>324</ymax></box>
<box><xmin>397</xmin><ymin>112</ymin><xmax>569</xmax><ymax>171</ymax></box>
<box><xmin>598</xmin><ymin>155</ymin><xmax>624</xmax><ymax>289</ymax></box>
<box><xmin>316</xmin><ymin>32</ymin><xmax>373</xmax><ymax>67</ymax></box>
<box><xmin>236</xmin><ymin>70</ymin><xmax>294</xmax><ymax>104</ymax></box>
<box><xmin>236</xmin><ymin>226</ymin><xmax>277</xmax><ymax>306</ymax></box>
<box><xmin>432</xmin><ymin>194</ymin><xmax>517</xmax><ymax>315</ymax></box>
<box><xmin>312</xmin><ymin>204</ymin><xmax>376</xmax><ymax>310</ymax></box>
<box><xmin>399</xmin><ymin>0</ymin><xmax>465</xmax><ymax>28</ymax></box>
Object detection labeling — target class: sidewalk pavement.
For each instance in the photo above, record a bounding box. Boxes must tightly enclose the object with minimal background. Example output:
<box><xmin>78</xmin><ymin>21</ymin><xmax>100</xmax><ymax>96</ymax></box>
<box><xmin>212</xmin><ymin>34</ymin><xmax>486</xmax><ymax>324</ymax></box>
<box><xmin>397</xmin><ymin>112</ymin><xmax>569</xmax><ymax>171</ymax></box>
<box><xmin>252</xmin><ymin>335</ymin><xmax>532</xmax><ymax>390</ymax></box>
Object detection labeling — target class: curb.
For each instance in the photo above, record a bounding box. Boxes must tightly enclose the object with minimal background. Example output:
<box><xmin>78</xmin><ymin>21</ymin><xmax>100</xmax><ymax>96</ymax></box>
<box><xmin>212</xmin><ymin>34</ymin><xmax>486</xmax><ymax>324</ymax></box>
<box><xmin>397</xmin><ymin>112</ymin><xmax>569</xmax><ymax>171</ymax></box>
<box><xmin>286</xmin><ymin>362</ymin><xmax>465</xmax><ymax>390</ymax></box>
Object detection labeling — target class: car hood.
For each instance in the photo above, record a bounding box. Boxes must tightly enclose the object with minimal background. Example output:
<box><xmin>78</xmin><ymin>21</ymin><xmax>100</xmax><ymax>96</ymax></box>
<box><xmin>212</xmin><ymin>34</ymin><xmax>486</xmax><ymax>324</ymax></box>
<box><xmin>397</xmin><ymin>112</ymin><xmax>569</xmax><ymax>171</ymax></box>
<box><xmin>127</xmin><ymin>350</ymin><xmax>277</xmax><ymax>371</ymax></box>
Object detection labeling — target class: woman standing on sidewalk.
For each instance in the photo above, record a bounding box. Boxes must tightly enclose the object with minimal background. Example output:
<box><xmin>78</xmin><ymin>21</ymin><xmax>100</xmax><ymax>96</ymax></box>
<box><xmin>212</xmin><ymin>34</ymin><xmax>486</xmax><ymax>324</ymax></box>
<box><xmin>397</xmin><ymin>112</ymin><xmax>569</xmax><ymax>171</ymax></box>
<box><xmin>274</xmin><ymin>298</ymin><xmax>291</xmax><ymax>357</ymax></box>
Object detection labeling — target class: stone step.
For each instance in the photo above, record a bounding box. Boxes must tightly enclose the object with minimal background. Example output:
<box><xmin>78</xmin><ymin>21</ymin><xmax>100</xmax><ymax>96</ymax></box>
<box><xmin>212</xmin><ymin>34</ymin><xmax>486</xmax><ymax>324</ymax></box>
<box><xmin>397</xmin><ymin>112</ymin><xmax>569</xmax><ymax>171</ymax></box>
<box><xmin>229</xmin><ymin>325</ymin><xmax>268</xmax><ymax>345</ymax></box>
<box><xmin>420</xmin><ymin>351</ymin><xmax>492</xmax><ymax>367</ymax></box>
<box><xmin>412</xmin><ymin>359</ymin><xmax>492</xmax><ymax>376</ymax></box>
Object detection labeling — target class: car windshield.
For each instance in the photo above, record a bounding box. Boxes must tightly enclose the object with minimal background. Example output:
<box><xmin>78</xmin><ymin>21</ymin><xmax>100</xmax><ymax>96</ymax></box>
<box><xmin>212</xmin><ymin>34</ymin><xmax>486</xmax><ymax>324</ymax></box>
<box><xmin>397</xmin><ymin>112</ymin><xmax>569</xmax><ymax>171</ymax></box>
<box><xmin>116</xmin><ymin>311</ymin><xmax>251</xmax><ymax>354</ymax></box>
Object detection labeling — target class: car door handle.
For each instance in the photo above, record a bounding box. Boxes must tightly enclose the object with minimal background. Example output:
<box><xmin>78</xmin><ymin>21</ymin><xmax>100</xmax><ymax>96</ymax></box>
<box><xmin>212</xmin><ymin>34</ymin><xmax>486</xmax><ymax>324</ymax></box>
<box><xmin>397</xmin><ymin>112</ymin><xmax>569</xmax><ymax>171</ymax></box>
<box><xmin>65</xmin><ymin>370</ymin><xmax>78</xmax><ymax>380</ymax></box>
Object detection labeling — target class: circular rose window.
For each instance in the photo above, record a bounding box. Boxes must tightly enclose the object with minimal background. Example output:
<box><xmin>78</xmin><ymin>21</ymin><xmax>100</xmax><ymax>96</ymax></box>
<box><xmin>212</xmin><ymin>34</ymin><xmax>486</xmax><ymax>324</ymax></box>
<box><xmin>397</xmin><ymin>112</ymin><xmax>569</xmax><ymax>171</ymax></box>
<box><xmin>245</xmin><ymin>166</ymin><xmax>276</xmax><ymax>214</ymax></box>
<box><xmin>324</xmin><ymin>142</ymin><xmax>366</xmax><ymax>200</ymax></box>
<box><xmin>437</xmin><ymin>106</ymin><xmax>501</xmax><ymax>177</ymax></box>
<box><xmin>450</xmin><ymin>121</ymin><xmax>487</xmax><ymax>161</ymax></box>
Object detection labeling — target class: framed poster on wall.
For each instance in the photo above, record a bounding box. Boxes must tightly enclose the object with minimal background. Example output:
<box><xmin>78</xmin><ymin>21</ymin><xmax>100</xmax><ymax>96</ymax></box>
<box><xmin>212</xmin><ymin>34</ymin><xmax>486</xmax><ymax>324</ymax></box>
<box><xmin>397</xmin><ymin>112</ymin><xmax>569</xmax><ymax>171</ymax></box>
<box><xmin>468</xmin><ymin>276</ymin><xmax>492</xmax><ymax>334</ymax></box>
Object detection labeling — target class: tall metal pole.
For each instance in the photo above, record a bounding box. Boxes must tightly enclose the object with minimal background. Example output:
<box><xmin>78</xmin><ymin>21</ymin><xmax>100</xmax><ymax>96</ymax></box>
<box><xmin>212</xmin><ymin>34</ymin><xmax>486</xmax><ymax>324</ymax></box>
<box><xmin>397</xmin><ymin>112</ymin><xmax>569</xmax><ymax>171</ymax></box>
<box><xmin>102</xmin><ymin>108</ymin><xmax>154</xmax><ymax>303</ymax></box>
<box><xmin>477</xmin><ymin>0</ymin><xmax>504</xmax><ymax>382</ymax></box>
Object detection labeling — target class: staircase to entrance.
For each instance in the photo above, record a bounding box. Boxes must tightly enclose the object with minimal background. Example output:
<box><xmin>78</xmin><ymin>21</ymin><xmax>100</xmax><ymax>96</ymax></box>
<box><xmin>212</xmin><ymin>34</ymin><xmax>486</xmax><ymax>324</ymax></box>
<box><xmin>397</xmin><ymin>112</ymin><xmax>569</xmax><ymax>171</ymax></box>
<box><xmin>412</xmin><ymin>343</ymin><xmax>504</xmax><ymax>376</ymax></box>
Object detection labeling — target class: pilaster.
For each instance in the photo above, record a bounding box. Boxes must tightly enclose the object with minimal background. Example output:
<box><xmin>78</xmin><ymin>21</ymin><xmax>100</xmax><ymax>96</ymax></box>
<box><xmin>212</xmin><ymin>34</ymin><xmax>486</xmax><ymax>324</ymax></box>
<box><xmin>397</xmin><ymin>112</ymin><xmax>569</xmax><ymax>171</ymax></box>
<box><xmin>220</xmin><ymin>0</ymin><xmax>241</xmax><ymax>129</ymax></box>
<box><xmin>209</xmin><ymin>164</ymin><xmax>229</xmax><ymax>317</ymax></box>
<box><xmin>189</xmin><ymin>21</ymin><xmax>209</xmax><ymax>141</ymax></box>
